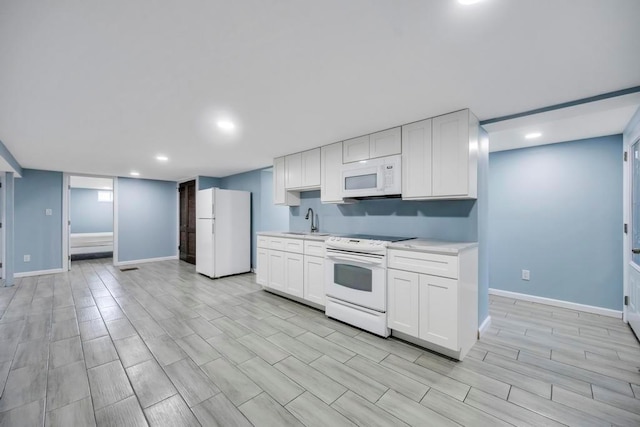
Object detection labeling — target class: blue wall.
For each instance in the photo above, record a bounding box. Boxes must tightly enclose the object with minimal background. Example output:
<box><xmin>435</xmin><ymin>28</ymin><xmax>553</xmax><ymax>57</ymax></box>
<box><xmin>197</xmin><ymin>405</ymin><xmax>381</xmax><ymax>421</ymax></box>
<box><xmin>4</xmin><ymin>173</ymin><xmax>15</xmax><ymax>285</ymax></box>
<box><xmin>489</xmin><ymin>135</ymin><xmax>623</xmax><ymax>310</ymax></box>
<box><xmin>199</xmin><ymin>176</ymin><xmax>222</xmax><ymax>190</ymax></box>
<box><xmin>14</xmin><ymin>169</ymin><xmax>63</xmax><ymax>273</ymax></box>
<box><xmin>70</xmin><ymin>188</ymin><xmax>113</xmax><ymax>233</ymax></box>
<box><xmin>117</xmin><ymin>178</ymin><xmax>178</xmax><ymax>262</ymax></box>
<box><xmin>219</xmin><ymin>168</ymin><xmax>288</xmax><ymax>267</ymax></box>
<box><xmin>290</xmin><ymin>194</ymin><xmax>478</xmax><ymax>242</ymax></box>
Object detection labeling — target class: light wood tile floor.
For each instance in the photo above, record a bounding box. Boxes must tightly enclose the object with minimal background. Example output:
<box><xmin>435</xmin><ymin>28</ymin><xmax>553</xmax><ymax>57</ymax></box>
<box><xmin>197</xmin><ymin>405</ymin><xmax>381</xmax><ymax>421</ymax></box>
<box><xmin>0</xmin><ymin>258</ymin><xmax>638</xmax><ymax>426</ymax></box>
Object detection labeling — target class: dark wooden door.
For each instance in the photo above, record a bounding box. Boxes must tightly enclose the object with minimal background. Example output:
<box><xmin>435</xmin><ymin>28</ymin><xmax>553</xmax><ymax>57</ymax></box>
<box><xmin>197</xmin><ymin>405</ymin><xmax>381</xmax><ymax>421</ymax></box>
<box><xmin>179</xmin><ymin>180</ymin><xmax>197</xmax><ymax>264</ymax></box>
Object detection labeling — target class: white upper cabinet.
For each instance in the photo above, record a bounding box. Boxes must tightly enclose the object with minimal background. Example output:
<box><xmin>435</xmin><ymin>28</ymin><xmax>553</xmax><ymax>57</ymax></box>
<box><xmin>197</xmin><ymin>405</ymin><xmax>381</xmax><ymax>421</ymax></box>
<box><xmin>402</xmin><ymin>119</ymin><xmax>432</xmax><ymax>199</ymax></box>
<box><xmin>285</xmin><ymin>153</ymin><xmax>302</xmax><ymax>189</ymax></box>
<box><xmin>321</xmin><ymin>142</ymin><xmax>344</xmax><ymax>203</ymax></box>
<box><xmin>343</xmin><ymin>135</ymin><xmax>370</xmax><ymax>163</ymax></box>
<box><xmin>301</xmin><ymin>148</ymin><xmax>321</xmax><ymax>188</ymax></box>
<box><xmin>403</xmin><ymin>110</ymin><xmax>478</xmax><ymax>200</ymax></box>
<box><xmin>343</xmin><ymin>128</ymin><xmax>401</xmax><ymax>164</ymax></box>
<box><xmin>432</xmin><ymin>110</ymin><xmax>478</xmax><ymax>198</ymax></box>
<box><xmin>273</xmin><ymin>156</ymin><xmax>300</xmax><ymax>206</ymax></box>
<box><xmin>370</xmin><ymin>127</ymin><xmax>401</xmax><ymax>159</ymax></box>
<box><xmin>285</xmin><ymin>148</ymin><xmax>320</xmax><ymax>191</ymax></box>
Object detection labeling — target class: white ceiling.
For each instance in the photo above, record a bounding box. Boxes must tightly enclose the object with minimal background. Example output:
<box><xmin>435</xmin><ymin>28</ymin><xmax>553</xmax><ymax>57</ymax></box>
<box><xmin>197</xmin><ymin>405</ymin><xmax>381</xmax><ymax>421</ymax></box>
<box><xmin>1</xmin><ymin>0</ymin><xmax>639</xmax><ymax>181</ymax></box>
<box><xmin>485</xmin><ymin>92</ymin><xmax>640</xmax><ymax>152</ymax></box>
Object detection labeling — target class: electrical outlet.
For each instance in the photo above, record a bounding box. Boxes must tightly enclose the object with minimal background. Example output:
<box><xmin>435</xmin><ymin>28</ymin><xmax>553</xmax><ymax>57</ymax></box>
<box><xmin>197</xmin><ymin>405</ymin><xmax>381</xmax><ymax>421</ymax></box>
<box><xmin>522</xmin><ymin>269</ymin><xmax>530</xmax><ymax>281</ymax></box>
<box><xmin>24</xmin><ymin>255</ymin><xmax>31</xmax><ymax>262</ymax></box>
<box><xmin>45</xmin><ymin>209</ymin><xmax>52</xmax><ymax>216</ymax></box>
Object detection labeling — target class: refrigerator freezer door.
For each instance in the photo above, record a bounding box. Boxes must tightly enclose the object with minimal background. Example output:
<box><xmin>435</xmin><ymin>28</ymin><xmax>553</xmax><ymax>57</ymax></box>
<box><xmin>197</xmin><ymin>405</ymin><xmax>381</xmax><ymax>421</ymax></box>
<box><xmin>213</xmin><ymin>189</ymin><xmax>251</xmax><ymax>277</ymax></box>
<box><xmin>196</xmin><ymin>188</ymin><xmax>214</xmax><ymax>219</ymax></box>
<box><xmin>195</xmin><ymin>218</ymin><xmax>214</xmax><ymax>277</ymax></box>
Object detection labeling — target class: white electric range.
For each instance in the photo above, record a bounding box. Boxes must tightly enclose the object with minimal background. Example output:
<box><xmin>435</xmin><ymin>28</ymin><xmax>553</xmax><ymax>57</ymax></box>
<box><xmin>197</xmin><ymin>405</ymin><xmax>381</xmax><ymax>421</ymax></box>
<box><xmin>324</xmin><ymin>234</ymin><xmax>414</xmax><ymax>337</ymax></box>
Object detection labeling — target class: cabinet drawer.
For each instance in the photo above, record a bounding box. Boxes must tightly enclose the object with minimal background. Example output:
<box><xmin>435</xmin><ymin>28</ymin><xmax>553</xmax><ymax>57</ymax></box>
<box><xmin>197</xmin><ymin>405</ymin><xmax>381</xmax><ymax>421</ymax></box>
<box><xmin>304</xmin><ymin>240</ymin><xmax>325</xmax><ymax>257</ymax></box>
<box><xmin>388</xmin><ymin>249</ymin><xmax>458</xmax><ymax>279</ymax></box>
<box><xmin>257</xmin><ymin>235</ymin><xmax>270</xmax><ymax>249</ymax></box>
<box><xmin>269</xmin><ymin>237</ymin><xmax>304</xmax><ymax>254</ymax></box>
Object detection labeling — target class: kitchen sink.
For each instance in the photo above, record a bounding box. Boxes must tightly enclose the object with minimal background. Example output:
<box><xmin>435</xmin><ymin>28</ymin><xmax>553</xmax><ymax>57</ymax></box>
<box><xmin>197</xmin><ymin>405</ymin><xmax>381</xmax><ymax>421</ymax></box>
<box><xmin>282</xmin><ymin>231</ymin><xmax>330</xmax><ymax>236</ymax></box>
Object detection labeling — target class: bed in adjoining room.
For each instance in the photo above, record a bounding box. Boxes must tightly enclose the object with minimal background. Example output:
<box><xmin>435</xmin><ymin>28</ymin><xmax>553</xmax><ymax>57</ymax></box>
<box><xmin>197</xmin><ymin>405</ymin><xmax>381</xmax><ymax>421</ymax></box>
<box><xmin>70</xmin><ymin>231</ymin><xmax>113</xmax><ymax>260</ymax></box>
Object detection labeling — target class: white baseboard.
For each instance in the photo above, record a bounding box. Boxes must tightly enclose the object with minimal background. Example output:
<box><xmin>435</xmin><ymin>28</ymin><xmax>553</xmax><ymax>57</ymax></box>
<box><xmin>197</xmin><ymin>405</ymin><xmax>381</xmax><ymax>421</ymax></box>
<box><xmin>15</xmin><ymin>268</ymin><xmax>65</xmax><ymax>278</ymax></box>
<box><xmin>489</xmin><ymin>288</ymin><xmax>622</xmax><ymax>318</ymax></box>
<box><xmin>115</xmin><ymin>255</ymin><xmax>178</xmax><ymax>267</ymax></box>
<box><xmin>478</xmin><ymin>316</ymin><xmax>492</xmax><ymax>338</ymax></box>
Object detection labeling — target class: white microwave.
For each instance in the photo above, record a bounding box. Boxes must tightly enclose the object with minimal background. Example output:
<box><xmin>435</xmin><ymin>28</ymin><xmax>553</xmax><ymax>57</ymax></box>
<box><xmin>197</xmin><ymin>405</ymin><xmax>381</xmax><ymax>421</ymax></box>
<box><xmin>341</xmin><ymin>155</ymin><xmax>401</xmax><ymax>198</ymax></box>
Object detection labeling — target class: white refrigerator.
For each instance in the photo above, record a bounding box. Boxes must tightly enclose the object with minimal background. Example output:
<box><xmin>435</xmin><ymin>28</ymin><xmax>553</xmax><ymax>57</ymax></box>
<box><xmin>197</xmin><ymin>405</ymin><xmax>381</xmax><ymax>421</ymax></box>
<box><xmin>196</xmin><ymin>188</ymin><xmax>251</xmax><ymax>279</ymax></box>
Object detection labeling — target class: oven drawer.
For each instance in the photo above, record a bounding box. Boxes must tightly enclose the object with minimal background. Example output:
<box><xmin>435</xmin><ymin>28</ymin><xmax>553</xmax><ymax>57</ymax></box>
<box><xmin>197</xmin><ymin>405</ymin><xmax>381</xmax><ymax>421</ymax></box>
<box><xmin>257</xmin><ymin>235</ymin><xmax>270</xmax><ymax>249</ymax></box>
<box><xmin>304</xmin><ymin>240</ymin><xmax>325</xmax><ymax>257</ymax></box>
<box><xmin>269</xmin><ymin>237</ymin><xmax>304</xmax><ymax>254</ymax></box>
<box><xmin>388</xmin><ymin>249</ymin><xmax>458</xmax><ymax>279</ymax></box>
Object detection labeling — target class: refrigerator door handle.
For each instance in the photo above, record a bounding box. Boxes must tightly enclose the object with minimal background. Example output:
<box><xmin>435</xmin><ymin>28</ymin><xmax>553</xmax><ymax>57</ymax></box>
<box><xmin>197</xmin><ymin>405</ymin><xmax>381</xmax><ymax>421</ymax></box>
<box><xmin>212</xmin><ymin>221</ymin><xmax>215</xmax><ymax>234</ymax></box>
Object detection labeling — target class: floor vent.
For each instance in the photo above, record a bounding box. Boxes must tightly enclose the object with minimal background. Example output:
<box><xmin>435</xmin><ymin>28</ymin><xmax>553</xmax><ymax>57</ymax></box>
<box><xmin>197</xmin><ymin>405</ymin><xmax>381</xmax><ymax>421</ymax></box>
<box><xmin>120</xmin><ymin>267</ymin><xmax>139</xmax><ymax>272</ymax></box>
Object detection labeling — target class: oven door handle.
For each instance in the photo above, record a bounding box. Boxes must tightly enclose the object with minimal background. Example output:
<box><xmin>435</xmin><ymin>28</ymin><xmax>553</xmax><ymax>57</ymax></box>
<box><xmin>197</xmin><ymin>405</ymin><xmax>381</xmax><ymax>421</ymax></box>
<box><xmin>326</xmin><ymin>253</ymin><xmax>384</xmax><ymax>266</ymax></box>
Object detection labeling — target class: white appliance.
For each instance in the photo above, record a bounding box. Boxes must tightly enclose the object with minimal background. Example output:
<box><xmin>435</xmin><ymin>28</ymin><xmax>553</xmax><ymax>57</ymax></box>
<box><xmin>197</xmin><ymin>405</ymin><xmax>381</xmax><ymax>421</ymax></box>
<box><xmin>325</xmin><ymin>234</ymin><xmax>414</xmax><ymax>337</ymax></box>
<box><xmin>341</xmin><ymin>154</ymin><xmax>401</xmax><ymax>198</ymax></box>
<box><xmin>196</xmin><ymin>188</ymin><xmax>251</xmax><ymax>279</ymax></box>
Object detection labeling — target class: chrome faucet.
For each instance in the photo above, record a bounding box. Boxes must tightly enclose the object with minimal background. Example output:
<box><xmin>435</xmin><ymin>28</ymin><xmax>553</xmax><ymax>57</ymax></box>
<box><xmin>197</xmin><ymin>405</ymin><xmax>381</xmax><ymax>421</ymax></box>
<box><xmin>305</xmin><ymin>208</ymin><xmax>318</xmax><ymax>233</ymax></box>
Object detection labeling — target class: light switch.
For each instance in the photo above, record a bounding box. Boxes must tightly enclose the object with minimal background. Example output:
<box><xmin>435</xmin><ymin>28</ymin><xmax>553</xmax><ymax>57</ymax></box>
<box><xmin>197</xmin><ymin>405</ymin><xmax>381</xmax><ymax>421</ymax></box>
<box><xmin>45</xmin><ymin>209</ymin><xmax>52</xmax><ymax>216</ymax></box>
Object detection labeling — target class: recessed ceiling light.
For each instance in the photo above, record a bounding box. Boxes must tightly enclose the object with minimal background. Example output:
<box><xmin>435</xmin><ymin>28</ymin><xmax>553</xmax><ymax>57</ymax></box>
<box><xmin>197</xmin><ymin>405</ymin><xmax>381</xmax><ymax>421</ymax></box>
<box><xmin>217</xmin><ymin>120</ymin><xmax>235</xmax><ymax>131</ymax></box>
<box><xmin>458</xmin><ymin>0</ymin><xmax>482</xmax><ymax>5</ymax></box>
<box><xmin>525</xmin><ymin>132</ymin><xmax>542</xmax><ymax>139</ymax></box>
<box><xmin>156</xmin><ymin>155</ymin><xmax>169</xmax><ymax>162</ymax></box>
<box><xmin>130</xmin><ymin>171</ymin><xmax>140</xmax><ymax>177</ymax></box>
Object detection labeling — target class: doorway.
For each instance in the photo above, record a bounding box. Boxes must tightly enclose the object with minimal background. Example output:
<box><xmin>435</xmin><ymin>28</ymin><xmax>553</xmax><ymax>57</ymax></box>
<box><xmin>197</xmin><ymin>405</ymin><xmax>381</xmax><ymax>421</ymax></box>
<box><xmin>179</xmin><ymin>180</ymin><xmax>197</xmax><ymax>264</ymax></box>
<box><xmin>64</xmin><ymin>175</ymin><xmax>115</xmax><ymax>270</ymax></box>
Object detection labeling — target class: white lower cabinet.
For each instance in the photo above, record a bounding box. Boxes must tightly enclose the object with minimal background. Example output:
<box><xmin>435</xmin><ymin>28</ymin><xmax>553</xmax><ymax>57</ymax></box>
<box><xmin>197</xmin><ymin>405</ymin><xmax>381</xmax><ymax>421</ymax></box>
<box><xmin>284</xmin><ymin>252</ymin><xmax>304</xmax><ymax>298</ymax></box>
<box><xmin>267</xmin><ymin>250</ymin><xmax>286</xmax><ymax>292</ymax></box>
<box><xmin>257</xmin><ymin>235</ymin><xmax>326</xmax><ymax>308</ymax></box>
<box><xmin>418</xmin><ymin>274</ymin><xmax>458</xmax><ymax>350</ymax></box>
<box><xmin>256</xmin><ymin>248</ymin><xmax>269</xmax><ymax>286</ymax></box>
<box><xmin>304</xmin><ymin>255</ymin><xmax>325</xmax><ymax>306</ymax></box>
<box><xmin>387</xmin><ymin>269</ymin><xmax>419</xmax><ymax>336</ymax></box>
<box><xmin>387</xmin><ymin>246</ymin><xmax>477</xmax><ymax>360</ymax></box>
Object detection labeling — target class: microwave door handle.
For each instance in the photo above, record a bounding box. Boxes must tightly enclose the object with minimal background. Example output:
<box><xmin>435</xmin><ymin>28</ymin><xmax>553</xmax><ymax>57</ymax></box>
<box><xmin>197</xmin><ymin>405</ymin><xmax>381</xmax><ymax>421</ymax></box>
<box><xmin>377</xmin><ymin>165</ymin><xmax>384</xmax><ymax>191</ymax></box>
<box><xmin>327</xmin><ymin>253</ymin><xmax>383</xmax><ymax>266</ymax></box>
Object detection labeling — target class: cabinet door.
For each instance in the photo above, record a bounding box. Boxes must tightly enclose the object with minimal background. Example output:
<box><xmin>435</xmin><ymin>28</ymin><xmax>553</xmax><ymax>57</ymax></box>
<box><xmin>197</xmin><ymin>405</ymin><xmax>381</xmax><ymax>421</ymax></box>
<box><xmin>301</xmin><ymin>148</ymin><xmax>321</xmax><ymax>188</ymax></box>
<box><xmin>387</xmin><ymin>269</ymin><xmax>420</xmax><ymax>336</ymax></box>
<box><xmin>402</xmin><ymin>119</ymin><xmax>432</xmax><ymax>199</ymax></box>
<box><xmin>419</xmin><ymin>275</ymin><xmax>458</xmax><ymax>350</ymax></box>
<box><xmin>285</xmin><ymin>153</ymin><xmax>302</xmax><ymax>189</ymax></box>
<box><xmin>285</xmin><ymin>252</ymin><xmax>304</xmax><ymax>298</ymax></box>
<box><xmin>257</xmin><ymin>248</ymin><xmax>269</xmax><ymax>286</ymax></box>
<box><xmin>370</xmin><ymin>127</ymin><xmax>401</xmax><ymax>159</ymax></box>
<box><xmin>321</xmin><ymin>142</ymin><xmax>344</xmax><ymax>203</ymax></box>
<box><xmin>343</xmin><ymin>135</ymin><xmax>370</xmax><ymax>163</ymax></box>
<box><xmin>304</xmin><ymin>255</ymin><xmax>325</xmax><ymax>306</ymax></box>
<box><xmin>273</xmin><ymin>157</ymin><xmax>300</xmax><ymax>206</ymax></box>
<box><xmin>273</xmin><ymin>157</ymin><xmax>287</xmax><ymax>204</ymax></box>
<box><xmin>267</xmin><ymin>250</ymin><xmax>286</xmax><ymax>292</ymax></box>
<box><xmin>432</xmin><ymin>110</ymin><xmax>469</xmax><ymax>197</ymax></box>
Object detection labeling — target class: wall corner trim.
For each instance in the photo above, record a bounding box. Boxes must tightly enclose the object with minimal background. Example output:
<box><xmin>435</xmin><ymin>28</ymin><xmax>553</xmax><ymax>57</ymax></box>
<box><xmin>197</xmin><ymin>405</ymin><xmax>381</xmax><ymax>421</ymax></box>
<box><xmin>114</xmin><ymin>255</ymin><xmax>178</xmax><ymax>267</ymax></box>
<box><xmin>488</xmin><ymin>288</ymin><xmax>623</xmax><ymax>319</ymax></box>
<box><xmin>14</xmin><ymin>268</ymin><xmax>65</xmax><ymax>278</ymax></box>
<box><xmin>478</xmin><ymin>316</ymin><xmax>492</xmax><ymax>338</ymax></box>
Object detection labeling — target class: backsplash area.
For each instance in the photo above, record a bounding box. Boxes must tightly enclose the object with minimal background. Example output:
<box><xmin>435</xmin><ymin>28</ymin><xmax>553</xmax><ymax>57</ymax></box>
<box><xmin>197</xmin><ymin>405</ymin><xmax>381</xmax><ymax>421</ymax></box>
<box><xmin>290</xmin><ymin>191</ymin><xmax>478</xmax><ymax>242</ymax></box>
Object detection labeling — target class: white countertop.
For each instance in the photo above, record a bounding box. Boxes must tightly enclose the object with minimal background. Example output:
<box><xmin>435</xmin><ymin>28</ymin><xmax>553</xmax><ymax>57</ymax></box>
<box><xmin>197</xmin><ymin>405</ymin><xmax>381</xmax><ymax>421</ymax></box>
<box><xmin>257</xmin><ymin>231</ymin><xmax>330</xmax><ymax>241</ymax></box>
<box><xmin>387</xmin><ymin>239</ymin><xmax>478</xmax><ymax>254</ymax></box>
